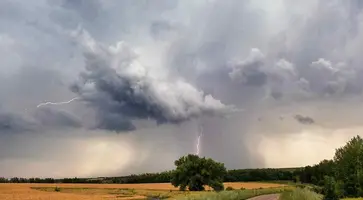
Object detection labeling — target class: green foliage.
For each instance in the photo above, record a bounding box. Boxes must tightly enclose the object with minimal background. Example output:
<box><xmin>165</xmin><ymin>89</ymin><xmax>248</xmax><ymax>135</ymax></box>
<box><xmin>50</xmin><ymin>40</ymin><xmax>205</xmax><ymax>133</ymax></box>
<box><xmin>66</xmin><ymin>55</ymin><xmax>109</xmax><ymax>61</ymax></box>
<box><xmin>226</xmin><ymin>186</ymin><xmax>234</xmax><ymax>191</ymax></box>
<box><xmin>0</xmin><ymin>177</ymin><xmax>8</xmax><ymax>183</ymax></box>
<box><xmin>322</xmin><ymin>176</ymin><xmax>339</xmax><ymax>200</ymax></box>
<box><xmin>310</xmin><ymin>185</ymin><xmax>323</xmax><ymax>194</ymax></box>
<box><xmin>171</xmin><ymin>154</ymin><xmax>227</xmax><ymax>191</ymax></box>
<box><xmin>280</xmin><ymin>188</ymin><xmax>322</xmax><ymax>200</ymax></box>
<box><xmin>334</xmin><ymin>135</ymin><xmax>363</xmax><ymax>197</ymax></box>
<box><xmin>225</xmin><ymin>168</ymin><xmax>295</xmax><ymax>182</ymax></box>
<box><xmin>297</xmin><ymin>159</ymin><xmax>335</xmax><ymax>186</ymax></box>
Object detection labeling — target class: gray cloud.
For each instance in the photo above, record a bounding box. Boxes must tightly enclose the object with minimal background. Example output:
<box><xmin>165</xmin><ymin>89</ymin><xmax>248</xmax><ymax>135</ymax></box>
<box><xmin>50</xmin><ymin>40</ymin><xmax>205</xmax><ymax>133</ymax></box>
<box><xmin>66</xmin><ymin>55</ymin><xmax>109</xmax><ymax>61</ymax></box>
<box><xmin>294</xmin><ymin>114</ymin><xmax>315</xmax><ymax>125</ymax></box>
<box><xmin>0</xmin><ymin>107</ymin><xmax>83</xmax><ymax>134</ymax></box>
<box><xmin>0</xmin><ymin>111</ymin><xmax>36</xmax><ymax>134</ymax></box>
<box><xmin>149</xmin><ymin>20</ymin><xmax>180</xmax><ymax>40</ymax></box>
<box><xmin>92</xmin><ymin>112</ymin><xmax>136</xmax><ymax>133</ymax></box>
<box><xmin>227</xmin><ymin>47</ymin><xmax>363</xmax><ymax>101</ymax></box>
<box><xmin>33</xmin><ymin>107</ymin><xmax>82</xmax><ymax>129</ymax></box>
<box><xmin>69</xmin><ymin>29</ymin><xmax>234</xmax><ymax>131</ymax></box>
<box><xmin>228</xmin><ymin>48</ymin><xmax>267</xmax><ymax>87</ymax></box>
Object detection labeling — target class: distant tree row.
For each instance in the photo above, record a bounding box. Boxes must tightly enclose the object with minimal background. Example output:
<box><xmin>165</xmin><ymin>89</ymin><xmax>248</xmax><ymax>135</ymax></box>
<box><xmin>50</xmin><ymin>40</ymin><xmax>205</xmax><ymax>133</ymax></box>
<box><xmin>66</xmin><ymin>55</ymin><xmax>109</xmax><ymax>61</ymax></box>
<box><xmin>0</xmin><ymin>177</ymin><xmax>103</xmax><ymax>184</ymax></box>
<box><xmin>0</xmin><ymin>168</ymin><xmax>298</xmax><ymax>184</ymax></box>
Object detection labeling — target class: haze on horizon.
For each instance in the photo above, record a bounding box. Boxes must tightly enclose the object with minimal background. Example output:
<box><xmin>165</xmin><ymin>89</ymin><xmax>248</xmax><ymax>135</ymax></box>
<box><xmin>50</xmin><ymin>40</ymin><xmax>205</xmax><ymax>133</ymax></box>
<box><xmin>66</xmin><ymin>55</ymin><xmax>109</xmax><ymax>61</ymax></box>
<box><xmin>1</xmin><ymin>0</ymin><xmax>363</xmax><ymax>178</ymax></box>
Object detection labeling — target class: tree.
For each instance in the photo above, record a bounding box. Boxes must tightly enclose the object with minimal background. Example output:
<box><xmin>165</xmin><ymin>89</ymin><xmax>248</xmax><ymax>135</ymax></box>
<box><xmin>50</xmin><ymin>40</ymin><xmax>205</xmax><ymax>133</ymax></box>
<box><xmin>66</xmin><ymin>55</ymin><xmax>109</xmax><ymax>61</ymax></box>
<box><xmin>323</xmin><ymin>176</ymin><xmax>339</xmax><ymax>200</ymax></box>
<box><xmin>334</xmin><ymin>135</ymin><xmax>363</xmax><ymax>197</ymax></box>
<box><xmin>171</xmin><ymin>154</ymin><xmax>227</xmax><ymax>191</ymax></box>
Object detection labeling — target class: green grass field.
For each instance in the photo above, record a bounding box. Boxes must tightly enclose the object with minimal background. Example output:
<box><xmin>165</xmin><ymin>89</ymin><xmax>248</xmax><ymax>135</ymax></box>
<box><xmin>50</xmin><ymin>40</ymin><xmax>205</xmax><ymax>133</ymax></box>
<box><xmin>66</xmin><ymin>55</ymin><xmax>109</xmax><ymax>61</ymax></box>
<box><xmin>176</xmin><ymin>187</ymin><xmax>292</xmax><ymax>200</ymax></box>
<box><xmin>279</xmin><ymin>188</ymin><xmax>322</xmax><ymax>200</ymax></box>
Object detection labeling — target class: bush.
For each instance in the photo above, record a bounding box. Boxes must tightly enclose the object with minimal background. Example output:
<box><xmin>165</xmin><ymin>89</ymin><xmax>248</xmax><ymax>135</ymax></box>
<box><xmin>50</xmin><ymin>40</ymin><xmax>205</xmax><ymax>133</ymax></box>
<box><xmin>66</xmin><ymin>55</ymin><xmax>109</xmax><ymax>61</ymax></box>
<box><xmin>209</xmin><ymin>181</ymin><xmax>224</xmax><ymax>192</ymax></box>
<box><xmin>296</xmin><ymin>183</ymin><xmax>306</xmax><ymax>189</ymax></box>
<box><xmin>240</xmin><ymin>187</ymin><xmax>246</xmax><ymax>190</ymax></box>
<box><xmin>54</xmin><ymin>186</ymin><xmax>61</xmax><ymax>192</ymax></box>
<box><xmin>323</xmin><ymin>176</ymin><xmax>339</xmax><ymax>200</ymax></box>
<box><xmin>226</xmin><ymin>186</ymin><xmax>234</xmax><ymax>191</ymax></box>
<box><xmin>310</xmin><ymin>185</ymin><xmax>323</xmax><ymax>194</ymax></box>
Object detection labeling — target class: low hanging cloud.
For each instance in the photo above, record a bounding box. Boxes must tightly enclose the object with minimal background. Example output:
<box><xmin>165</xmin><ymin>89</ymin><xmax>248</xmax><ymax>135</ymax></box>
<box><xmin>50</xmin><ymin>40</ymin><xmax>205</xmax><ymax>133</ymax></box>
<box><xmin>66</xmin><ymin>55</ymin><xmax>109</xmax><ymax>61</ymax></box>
<box><xmin>0</xmin><ymin>107</ymin><xmax>82</xmax><ymax>134</ymax></box>
<box><xmin>0</xmin><ymin>111</ymin><xmax>36</xmax><ymax>134</ymax></box>
<box><xmin>70</xmin><ymin>29</ymin><xmax>235</xmax><ymax>132</ymax></box>
<box><xmin>294</xmin><ymin>114</ymin><xmax>315</xmax><ymax>125</ymax></box>
<box><xmin>33</xmin><ymin>107</ymin><xmax>82</xmax><ymax>129</ymax></box>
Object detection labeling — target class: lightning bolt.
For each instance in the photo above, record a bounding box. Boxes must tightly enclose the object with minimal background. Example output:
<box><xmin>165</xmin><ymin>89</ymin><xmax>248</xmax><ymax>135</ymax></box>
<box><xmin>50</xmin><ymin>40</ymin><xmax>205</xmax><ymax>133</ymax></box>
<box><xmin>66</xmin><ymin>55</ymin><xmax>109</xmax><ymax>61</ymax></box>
<box><xmin>36</xmin><ymin>97</ymin><xmax>79</xmax><ymax>108</ymax></box>
<box><xmin>196</xmin><ymin>124</ymin><xmax>203</xmax><ymax>156</ymax></box>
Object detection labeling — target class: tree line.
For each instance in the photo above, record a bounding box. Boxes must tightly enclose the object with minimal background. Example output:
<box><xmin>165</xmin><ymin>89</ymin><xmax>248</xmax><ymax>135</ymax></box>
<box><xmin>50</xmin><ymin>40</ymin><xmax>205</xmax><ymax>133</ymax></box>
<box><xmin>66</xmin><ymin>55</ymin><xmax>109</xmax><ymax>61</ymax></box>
<box><xmin>0</xmin><ymin>168</ymin><xmax>299</xmax><ymax>184</ymax></box>
<box><xmin>0</xmin><ymin>177</ymin><xmax>104</xmax><ymax>184</ymax></box>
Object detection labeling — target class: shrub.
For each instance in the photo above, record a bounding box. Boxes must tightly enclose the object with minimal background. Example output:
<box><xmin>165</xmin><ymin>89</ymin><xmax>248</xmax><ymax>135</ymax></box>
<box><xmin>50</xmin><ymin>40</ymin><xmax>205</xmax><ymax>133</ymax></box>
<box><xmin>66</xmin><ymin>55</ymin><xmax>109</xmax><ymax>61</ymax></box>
<box><xmin>310</xmin><ymin>185</ymin><xmax>323</xmax><ymax>194</ymax></box>
<box><xmin>54</xmin><ymin>186</ymin><xmax>61</xmax><ymax>192</ymax></box>
<box><xmin>226</xmin><ymin>186</ymin><xmax>234</xmax><ymax>191</ymax></box>
<box><xmin>323</xmin><ymin>176</ymin><xmax>339</xmax><ymax>200</ymax></box>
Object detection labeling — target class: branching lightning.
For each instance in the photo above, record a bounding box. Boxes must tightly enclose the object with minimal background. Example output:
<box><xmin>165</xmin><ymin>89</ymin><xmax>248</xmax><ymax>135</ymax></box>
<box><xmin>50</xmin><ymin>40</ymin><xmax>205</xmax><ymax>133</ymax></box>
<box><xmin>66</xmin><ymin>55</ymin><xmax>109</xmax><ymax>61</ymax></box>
<box><xmin>196</xmin><ymin>124</ymin><xmax>203</xmax><ymax>156</ymax></box>
<box><xmin>36</xmin><ymin>97</ymin><xmax>79</xmax><ymax>108</ymax></box>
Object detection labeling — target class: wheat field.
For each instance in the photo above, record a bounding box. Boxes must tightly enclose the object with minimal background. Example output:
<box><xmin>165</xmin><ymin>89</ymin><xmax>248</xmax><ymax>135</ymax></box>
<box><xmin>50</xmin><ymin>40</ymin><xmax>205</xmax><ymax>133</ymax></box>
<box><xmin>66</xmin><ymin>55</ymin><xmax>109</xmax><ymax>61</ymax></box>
<box><xmin>0</xmin><ymin>182</ymin><xmax>284</xmax><ymax>200</ymax></box>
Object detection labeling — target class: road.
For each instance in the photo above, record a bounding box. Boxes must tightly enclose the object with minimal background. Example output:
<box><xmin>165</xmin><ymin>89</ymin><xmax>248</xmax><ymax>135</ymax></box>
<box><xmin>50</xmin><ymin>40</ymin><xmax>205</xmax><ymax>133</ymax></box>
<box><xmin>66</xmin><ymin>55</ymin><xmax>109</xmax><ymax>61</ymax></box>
<box><xmin>247</xmin><ymin>194</ymin><xmax>280</xmax><ymax>200</ymax></box>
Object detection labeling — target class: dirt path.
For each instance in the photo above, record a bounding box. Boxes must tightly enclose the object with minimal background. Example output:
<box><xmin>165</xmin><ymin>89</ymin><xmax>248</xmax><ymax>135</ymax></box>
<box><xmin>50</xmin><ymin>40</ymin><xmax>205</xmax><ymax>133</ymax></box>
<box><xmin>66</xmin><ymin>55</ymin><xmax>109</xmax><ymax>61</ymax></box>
<box><xmin>247</xmin><ymin>194</ymin><xmax>280</xmax><ymax>200</ymax></box>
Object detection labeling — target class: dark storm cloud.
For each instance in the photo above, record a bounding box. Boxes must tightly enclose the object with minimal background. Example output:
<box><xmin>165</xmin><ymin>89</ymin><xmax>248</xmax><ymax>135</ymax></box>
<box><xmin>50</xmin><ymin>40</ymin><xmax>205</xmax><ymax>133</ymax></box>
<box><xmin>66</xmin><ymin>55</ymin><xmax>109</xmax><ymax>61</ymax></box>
<box><xmin>294</xmin><ymin>114</ymin><xmax>315</xmax><ymax>125</ymax></box>
<box><xmin>92</xmin><ymin>112</ymin><xmax>136</xmax><ymax>133</ymax></box>
<box><xmin>0</xmin><ymin>111</ymin><xmax>36</xmax><ymax>133</ymax></box>
<box><xmin>33</xmin><ymin>107</ymin><xmax>82</xmax><ymax>129</ymax></box>
<box><xmin>0</xmin><ymin>107</ymin><xmax>82</xmax><ymax>134</ymax></box>
<box><xmin>69</xmin><ymin>28</ymin><xmax>235</xmax><ymax>131</ymax></box>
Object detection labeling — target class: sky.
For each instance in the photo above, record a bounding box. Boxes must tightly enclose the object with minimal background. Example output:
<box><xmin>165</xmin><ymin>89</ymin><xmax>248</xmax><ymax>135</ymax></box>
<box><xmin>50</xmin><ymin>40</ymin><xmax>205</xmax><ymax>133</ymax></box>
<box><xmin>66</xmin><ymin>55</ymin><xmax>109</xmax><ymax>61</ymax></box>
<box><xmin>1</xmin><ymin>0</ymin><xmax>363</xmax><ymax>178</ymax></box>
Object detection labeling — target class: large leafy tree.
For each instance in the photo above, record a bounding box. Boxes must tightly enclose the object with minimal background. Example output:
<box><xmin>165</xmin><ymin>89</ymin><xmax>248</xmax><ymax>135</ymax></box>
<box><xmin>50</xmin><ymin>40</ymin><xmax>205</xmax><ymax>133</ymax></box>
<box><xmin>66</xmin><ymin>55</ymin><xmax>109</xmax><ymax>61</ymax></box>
<box><xmin>323</xmin><ymin>176</ymin><xmax>339</xmax><ymax>200</ymax></box>
<box><xmin>334</xmin><ymin>135</ymin><xmax>363</xmax><ymax>197</ymax></box>
<box><xmin>171</xmin><ymin>154</ymin><xmax>227</xmax><ymax>191</ymax></box>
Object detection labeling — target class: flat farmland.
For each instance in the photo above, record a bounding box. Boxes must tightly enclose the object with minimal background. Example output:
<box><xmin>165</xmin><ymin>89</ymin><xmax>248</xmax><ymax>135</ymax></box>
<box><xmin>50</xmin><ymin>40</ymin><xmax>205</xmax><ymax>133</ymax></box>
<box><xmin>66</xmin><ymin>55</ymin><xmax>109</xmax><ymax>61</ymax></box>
<box><xmin>0</xmin><ymin>182</ymin><xmax>286</xmax><ymax>200</ymax></box>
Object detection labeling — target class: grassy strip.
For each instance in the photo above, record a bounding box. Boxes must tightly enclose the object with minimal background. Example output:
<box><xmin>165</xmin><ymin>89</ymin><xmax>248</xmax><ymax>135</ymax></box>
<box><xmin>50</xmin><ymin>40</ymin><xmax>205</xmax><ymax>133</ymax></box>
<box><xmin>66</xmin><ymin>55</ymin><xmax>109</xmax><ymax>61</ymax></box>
<box><xmin>279</xmin><ymin>188</ymin><xmax>322</xmax><ymax>200</ymax></box>
<box><xmin>342</xmin><ymin>199</ymin><xmax>363</xmax><ymax>200</ymax></box>
<box><xmin>175</xmin><ymin>187</ymin><xmax>292</xmax><ymax>200</ymax></box>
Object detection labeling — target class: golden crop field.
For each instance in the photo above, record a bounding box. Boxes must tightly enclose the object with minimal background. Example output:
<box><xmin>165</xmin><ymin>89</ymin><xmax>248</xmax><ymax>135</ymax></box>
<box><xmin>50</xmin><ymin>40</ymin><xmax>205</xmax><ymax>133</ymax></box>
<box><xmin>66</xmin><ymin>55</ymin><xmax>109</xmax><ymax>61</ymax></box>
<box><xmin>0</xmin><ymin>182</ymin><xmax>285</xmax><ymax>200</ymax></box>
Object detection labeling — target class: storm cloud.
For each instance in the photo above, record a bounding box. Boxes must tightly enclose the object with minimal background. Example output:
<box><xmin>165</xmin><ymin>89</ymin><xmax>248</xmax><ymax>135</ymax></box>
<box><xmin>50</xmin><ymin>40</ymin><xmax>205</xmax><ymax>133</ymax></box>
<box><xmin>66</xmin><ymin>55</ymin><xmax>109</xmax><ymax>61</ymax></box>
<box><xmin>2</xmin><ymin>0</ymin><xmax>363</xmax><ymax>178</ymax></box>
<box><xmin>294</xmin><ymin>114</ymin><xmax>315</xmax><ymax>125</ymax></box>
<box><xmin>0</xmin><ymin>111</ymin><xmax>36</xmax><ymax>134</ymax></box>
<box><xmin>0</xmin><ymin>107</ymin><xmax>82</xmax><ymax>134</ymax></box>
<box><xmin>69</xmin><ymin>28</ymin><xmax>234</xmax><ymax>131</ymax></box>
